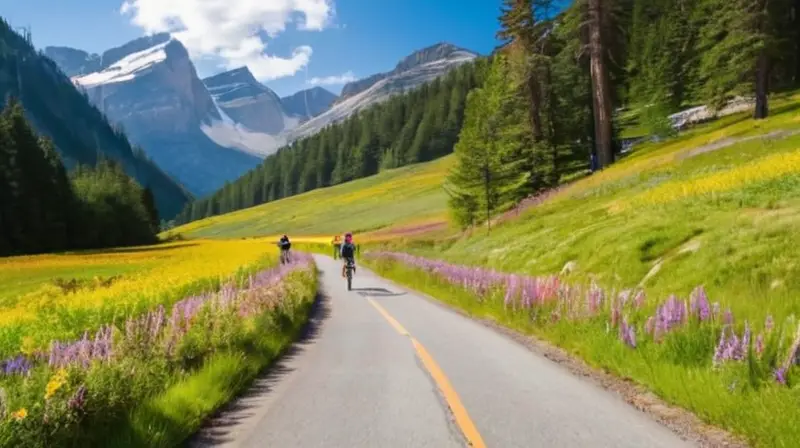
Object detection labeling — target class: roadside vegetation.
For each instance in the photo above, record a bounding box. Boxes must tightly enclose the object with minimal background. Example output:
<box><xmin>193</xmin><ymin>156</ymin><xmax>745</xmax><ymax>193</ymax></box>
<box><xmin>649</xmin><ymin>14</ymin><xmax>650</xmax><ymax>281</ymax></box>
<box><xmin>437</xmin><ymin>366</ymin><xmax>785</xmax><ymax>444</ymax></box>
<box><xmin>0</xmin><ymin>241</ymin><xmax>318</xmax><ymax>446</ymax></box>
<box><xmin>364</xmin><ymin>90</ymin><xmax>800</xmax><ymax>448</ymax></box>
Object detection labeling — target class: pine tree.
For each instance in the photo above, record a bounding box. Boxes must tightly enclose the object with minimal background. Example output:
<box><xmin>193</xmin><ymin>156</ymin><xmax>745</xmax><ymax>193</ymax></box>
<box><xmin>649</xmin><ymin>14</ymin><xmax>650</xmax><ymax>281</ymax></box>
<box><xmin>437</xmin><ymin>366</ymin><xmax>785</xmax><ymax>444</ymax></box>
<box><xmin>697</xmin><ymin>0</ymin><xmax>793</xmax><ymax>119</ymax></box>
<box><xmin>446</xmin><ymin>55</ymin><xmax>530</xmax><ymax>231</ymax></box>
<box><xmin>141</xmin><ymin>186</ymin><xmax>160</xmax><ymax>233</ymax></box>
<box><xmin>498</xmin><ymin>0</ymin><xmax>545</xmax><ymax>141</ymax></box>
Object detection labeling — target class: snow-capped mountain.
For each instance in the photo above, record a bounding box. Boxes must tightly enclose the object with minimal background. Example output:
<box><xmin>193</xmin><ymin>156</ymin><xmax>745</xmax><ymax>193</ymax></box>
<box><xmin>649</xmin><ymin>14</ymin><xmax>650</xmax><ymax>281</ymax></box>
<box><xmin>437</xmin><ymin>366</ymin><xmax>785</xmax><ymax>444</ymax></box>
<box><xmin>203</xmin><ymin>67</ymin><xmax>299</xmax><ymax>135</ymax></box>
<box><xmin>283</xmin><ymin>42</ymin><xmax>478</xmax><ymax>143</ymax></box>
<box><xmin>46</xmin><ymin>37</ymin><xmax>476</xmax><ymax>196</ymax></box>
<box><xmin>70</xmin><ymin>37</ymin><xmax>266</xmax><ymax>197</ymax></box>
<box><xmin>281</xmin><ymin>87</ymin><xmax>339</xmax><ymax>120</ymax></box>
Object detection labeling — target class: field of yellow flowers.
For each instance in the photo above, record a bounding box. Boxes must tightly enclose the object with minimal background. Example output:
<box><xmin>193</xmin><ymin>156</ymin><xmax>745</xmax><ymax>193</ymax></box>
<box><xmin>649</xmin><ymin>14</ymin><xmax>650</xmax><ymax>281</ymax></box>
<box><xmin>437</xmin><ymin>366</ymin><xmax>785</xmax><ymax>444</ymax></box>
<box><xmin>0</xmin><ymin>239</ymin><xmax>280</xmax><ymax>357</ymax></box>
<box><xmin>0</xmin><ymin>240</ymin><xmax>318</xmax><ymax>446</ymax></box>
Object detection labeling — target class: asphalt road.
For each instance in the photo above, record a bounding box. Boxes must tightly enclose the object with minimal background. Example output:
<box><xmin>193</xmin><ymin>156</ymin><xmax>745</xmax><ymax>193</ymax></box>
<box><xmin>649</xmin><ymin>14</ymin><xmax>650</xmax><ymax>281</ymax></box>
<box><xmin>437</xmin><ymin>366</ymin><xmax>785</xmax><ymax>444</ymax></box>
<box><xmin>191</xmin><ymin>255</ymin><xmax>693</xmax><ymax>448</ymax></box>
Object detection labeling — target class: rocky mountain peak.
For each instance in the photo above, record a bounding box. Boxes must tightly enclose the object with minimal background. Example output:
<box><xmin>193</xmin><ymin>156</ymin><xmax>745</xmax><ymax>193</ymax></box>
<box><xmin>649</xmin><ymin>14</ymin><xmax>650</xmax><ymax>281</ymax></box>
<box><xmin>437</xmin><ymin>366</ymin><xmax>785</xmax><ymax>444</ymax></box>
<box><xmin>393</xmin><ymin>42</ymin><xmax>472</xmax><ymax>73</ymax></box>
<box><xmin>204</xmin><ymin>66</ymin><xmax>260</xmax><ymax>89</ymax></box>
<box><xmin>338</xmin><ymin>42</ymin><xmax>477</xmax><ymax>102</ymax></box>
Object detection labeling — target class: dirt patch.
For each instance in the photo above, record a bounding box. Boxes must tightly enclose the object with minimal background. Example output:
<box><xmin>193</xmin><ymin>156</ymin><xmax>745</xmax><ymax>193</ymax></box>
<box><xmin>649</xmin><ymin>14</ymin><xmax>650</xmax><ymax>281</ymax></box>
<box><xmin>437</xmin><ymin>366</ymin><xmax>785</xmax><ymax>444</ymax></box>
<box><xmin>371</xmin><ymin>221</ymin><xmax>448</xmax><ymax>238</ymax></box>
<box><xmin>376</xmin><ymin>275</ymin><xmax>749</xmax><ymax>448</ymax></box>
<box><xmin>677</xmin><ymin>129</ymin><xmax>800</xmax><ymax>161</ymax></box>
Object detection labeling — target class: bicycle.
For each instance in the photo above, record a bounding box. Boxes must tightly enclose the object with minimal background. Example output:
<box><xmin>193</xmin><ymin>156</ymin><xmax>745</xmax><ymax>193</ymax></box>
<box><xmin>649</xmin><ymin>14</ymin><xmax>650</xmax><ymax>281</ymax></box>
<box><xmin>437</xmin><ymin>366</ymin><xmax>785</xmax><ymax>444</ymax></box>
<box><xmin>344</xmin><ymin>259</ymin><xmax>355</xmax><ymax>291</ymax></box>
<box><xmin>280</xmin><ymin>248</ymin><xmax>291</xmax><ymax>265</ymax></box>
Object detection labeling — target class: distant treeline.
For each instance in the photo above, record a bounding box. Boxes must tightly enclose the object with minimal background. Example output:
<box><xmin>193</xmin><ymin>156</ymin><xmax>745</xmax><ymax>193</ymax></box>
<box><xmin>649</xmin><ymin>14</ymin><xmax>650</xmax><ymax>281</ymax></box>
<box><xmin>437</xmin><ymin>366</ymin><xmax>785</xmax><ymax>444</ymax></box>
<box><xmin>175</xmin><ymin>61</ymin><xmax>486</xmax><ymax>224</ymax></box>
<box><xmin>0</xmin><ymin>100</ymin><xmax>159</xmax><ymax>256</ymax></box>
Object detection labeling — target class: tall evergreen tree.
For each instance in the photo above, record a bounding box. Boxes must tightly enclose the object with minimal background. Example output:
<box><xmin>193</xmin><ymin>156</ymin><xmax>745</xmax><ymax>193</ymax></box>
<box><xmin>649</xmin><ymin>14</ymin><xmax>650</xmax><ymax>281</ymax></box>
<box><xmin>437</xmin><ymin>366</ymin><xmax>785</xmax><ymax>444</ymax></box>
<box><xmin>697</xmin><ymin>0</ymin><xmax>794</xmax><ymax>119</ymax></box>
<box><xmin>446</xmin><ymin>55</ymin><xmax>530</xmax><ymax>231</ymax></box>
<box><xmin>498</xmin><ymin>0</ymin><xmax>545</xmax><ymax>141</ymax></box>
<box><xmin>142</xmin><ymin>186</ymin><xmax>160</xmax><ymax>233</ymax></box>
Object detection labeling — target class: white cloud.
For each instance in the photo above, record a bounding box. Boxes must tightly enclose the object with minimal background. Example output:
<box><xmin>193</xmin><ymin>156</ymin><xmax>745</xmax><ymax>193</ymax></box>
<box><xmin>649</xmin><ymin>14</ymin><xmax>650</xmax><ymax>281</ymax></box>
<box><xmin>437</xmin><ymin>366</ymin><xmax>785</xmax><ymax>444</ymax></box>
<box><xmin>308</xmin><ymin>70</ymin><xmax>357</xmax><ymax>86</ymax></box>
<box><xmin>120</xmin><ymin>0</ymin><xmax>334</xmax><ymax>81</ymax></box>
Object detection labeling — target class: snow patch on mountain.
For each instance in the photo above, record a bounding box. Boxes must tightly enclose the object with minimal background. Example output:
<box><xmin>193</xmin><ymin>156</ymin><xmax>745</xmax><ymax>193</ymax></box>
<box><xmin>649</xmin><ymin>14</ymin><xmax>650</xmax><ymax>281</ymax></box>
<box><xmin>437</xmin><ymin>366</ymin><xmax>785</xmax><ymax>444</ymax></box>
<box><xmin>74</xmin><ymin>41</ymin><xmax>171</xmax><ymax>87</ymax></box>
<box><xmin>201</xmin><ymin>102</ymin><xmax>286</xmax><ymax>157</ymax></box>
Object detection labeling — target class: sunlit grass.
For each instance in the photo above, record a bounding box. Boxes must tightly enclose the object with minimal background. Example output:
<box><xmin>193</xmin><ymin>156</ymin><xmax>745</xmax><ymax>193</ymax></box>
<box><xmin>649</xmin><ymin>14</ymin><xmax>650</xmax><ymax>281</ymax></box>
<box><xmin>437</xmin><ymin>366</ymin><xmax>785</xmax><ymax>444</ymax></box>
<box><xmin>165</xmin><ymin>156</ymin><xmax>453</xmax><ymax>240</ymax></box>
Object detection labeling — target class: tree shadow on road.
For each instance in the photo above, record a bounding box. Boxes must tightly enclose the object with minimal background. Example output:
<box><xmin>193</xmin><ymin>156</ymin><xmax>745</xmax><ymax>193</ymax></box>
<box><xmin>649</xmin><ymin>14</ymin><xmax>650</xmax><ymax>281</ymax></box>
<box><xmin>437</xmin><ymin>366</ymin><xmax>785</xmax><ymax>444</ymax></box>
<box><xmin>187</xmin><ymin>286</ymin><xmax>332</xmax><ymax>447</ymax></box>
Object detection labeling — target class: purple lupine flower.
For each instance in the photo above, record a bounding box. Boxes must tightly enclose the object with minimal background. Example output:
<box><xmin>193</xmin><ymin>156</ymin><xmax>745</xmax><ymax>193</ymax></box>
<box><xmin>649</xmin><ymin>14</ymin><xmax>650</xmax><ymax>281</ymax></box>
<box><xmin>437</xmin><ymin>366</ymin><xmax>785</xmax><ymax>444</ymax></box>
<box><xmin>765</xmin><ymin>315</ymin><xmax>774</xmax><ymax>333</ymax></box>
<box><xmin>690</xmin><ymin>286</ymin><xmax>711</xmax><ymax>322</ymax></box>
<box><xmin>586</xmin><ymin>282</ymin><xmax>604</xmax><ymax>315</ymax></box>
<box><xmin>781</xmin><ymin>324</ymin><xmax>800</xmax><ymax>372</ymax></box>
<box><xmin>1</xmin><ymin>355</ymin><xmax>32</xmax><ymax>376</ymax></box>
<box><xmin>68</xmin><ymin>385</ymin><xmax>87</xmax><ymax>411</ymax></box>
<box><xmin>775</xmin><ymin>367</ymin><xmax>787</xmax><ymax>385</ymax></box>
<box><xmin>714</xmin><ymin>324</ymin><xmax>748</xmax><ymax>365</ymax></box>
<box><xmin>651</xmin><ymin>295</ymin><xmax>688</xmax><ymax>342</ymax></box>
<box><xmin>633</xmin><ymin>290</ymin><xmax>646</xmax><ymax>309</ymax></box>
<box><xmin>619</xmin><ymin>317</ymin><xmax>636</xmax><ymax>348</ymax></box>
<box><xmin>504</xmin><ymin>275</ymin><xmax>520</xmax><ymax>309</ymax></box>
<box><xmin>713</xmin><ymin>326</ymin><xmax>727</xmax><ymax>365</ymax></box>
<box><xmin>723</xmin><ymin>308</ymin><xmax>734</xmax><ymax>326</ymax></box>
<box><xmin>756</xmin><ymin>333</ymin><xmax>764</xmax><ymax>357</ymax></box>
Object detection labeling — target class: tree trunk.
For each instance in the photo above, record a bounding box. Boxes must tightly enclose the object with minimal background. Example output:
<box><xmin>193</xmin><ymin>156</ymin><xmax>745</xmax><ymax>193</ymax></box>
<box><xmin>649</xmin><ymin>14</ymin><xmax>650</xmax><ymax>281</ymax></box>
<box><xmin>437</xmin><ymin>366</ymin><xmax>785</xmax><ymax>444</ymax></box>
<box><xmin>544</xmin><ymin>62</ymin><xmax>559</xmax><ymax>184</ymax></box>
<box><xmin>484</xmin><ymin>165</ymin><xmax>492</xmax><ymax>234</ymax></box>
<box><xmin>588</xmin><ymin>0</ymin><xmax>615</xmax><ymax>168</ymax></box>
<box><xmin>795</xmin><ymin>0</ymin><xmax>800</xmax><ymax>85</ymax></box>
<box><xmin>754</xmin><ymin>0</ymin><xmax>770</xmax><ymax>119</ymax></box>
<box><xmin>755</xmin><ymin>50</ymin><xmax>769</xmax><ymax>119</ymax></box>
<box><xmin>527</xmin><ymin>68</ymin><xmax>544</xmax><ymax>142</ymax></box>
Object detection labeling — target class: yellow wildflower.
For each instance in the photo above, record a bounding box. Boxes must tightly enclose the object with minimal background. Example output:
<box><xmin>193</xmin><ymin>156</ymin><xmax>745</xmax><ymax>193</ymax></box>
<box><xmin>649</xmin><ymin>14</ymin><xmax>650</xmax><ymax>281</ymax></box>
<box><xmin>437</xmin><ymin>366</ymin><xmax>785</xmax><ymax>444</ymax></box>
<box><xmin>44</xmin><ymin>369</ymin><xmax>68</xmax><ymax>400</ymax></box>
<box><xmin>11</xmin><ymin>408</ymin><xmax>27</xmax><ymax>421</ymax></box>
<box><xmin>0</xmin><ymin>240</ymin><xmax>273</xmax><ymax>334</ymax></box>
<box><xmin>20</xmin><ymin>336</ymin><xmax>36</xmax><ymax>356</ymax></box>
<box><xmin>613</xmin><ymin>149</ymin><xmax>800</xmax><ymax>212</ymax></box>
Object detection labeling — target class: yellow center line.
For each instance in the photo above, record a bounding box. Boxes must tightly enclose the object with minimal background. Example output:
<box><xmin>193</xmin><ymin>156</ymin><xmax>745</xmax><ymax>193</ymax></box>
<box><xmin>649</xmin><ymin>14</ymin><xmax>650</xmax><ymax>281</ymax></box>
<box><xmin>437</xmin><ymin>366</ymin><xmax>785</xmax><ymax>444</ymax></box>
<box><xmin>367</xmin><ymin>298</ymin><xmax>487</xmax><ymax>448</ymax></box>
<box><xmin>368</xmin><ymin>298</ymin><xmax>410</xmax><ymax>335</ymax></box>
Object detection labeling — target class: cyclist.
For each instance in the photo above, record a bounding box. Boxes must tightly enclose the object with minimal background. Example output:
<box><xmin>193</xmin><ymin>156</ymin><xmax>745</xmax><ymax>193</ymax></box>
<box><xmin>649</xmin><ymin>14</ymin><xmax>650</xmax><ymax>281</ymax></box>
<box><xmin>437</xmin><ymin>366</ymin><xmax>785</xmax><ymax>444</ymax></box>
<box><xmin>278</xmin><ymin>234</ymin><xmax>291</xmax><ymax>263</ymax></box>
<box><xmin>340</xmin><ymin>233</ymin><xmax>356</xmax><ymax>278</ymax></box>
<box><xmin>332</xmin><ymin>235</ymin><xmax>342</xmax><ymax>260</ymax></box>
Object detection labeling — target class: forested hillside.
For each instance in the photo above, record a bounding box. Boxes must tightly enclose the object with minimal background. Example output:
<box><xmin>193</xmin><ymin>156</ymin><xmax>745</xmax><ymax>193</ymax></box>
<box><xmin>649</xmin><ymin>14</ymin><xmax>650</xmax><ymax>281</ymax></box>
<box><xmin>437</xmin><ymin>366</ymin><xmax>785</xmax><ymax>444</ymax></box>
<box><xmin>447</xmin><ymin>0</ymin><xmax>800</xmax><ymax>228</ymax></box>
<box><xmin>175</xmin><ymin>61</ymin><xmax>486</xmax><ymax>224</ymax></box>
<box><xmin>0</xmin><ymin>100</ymin><xmax>159</xmax><ymax>256</ymax></box>
<box><xmin>0</xmin><ymin>19</ymin><xmax>190</xmax><ymax>219</ymax></box>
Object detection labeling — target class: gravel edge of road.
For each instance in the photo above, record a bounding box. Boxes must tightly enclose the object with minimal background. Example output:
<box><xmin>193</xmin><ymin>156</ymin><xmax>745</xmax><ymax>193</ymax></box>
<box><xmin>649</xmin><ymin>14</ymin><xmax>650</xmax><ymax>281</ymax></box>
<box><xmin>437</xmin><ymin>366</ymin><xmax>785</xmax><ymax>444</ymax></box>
<box><xmin>371</xmin><ymin>272</ymin><xmax>750</xmax><ymax>448</ymax></box>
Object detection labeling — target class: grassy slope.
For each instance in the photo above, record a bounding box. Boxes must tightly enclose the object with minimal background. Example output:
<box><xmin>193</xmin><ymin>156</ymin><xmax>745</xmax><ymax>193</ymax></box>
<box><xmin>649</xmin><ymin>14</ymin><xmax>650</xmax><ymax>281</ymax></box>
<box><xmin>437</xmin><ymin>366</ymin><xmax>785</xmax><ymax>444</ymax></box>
<box><xmin>165</xmin><ymin>156</ymin><xmax>453</xmax><ymax>240</ymax></box>
<box><xmin>403</xmin><ymin>92</ymin><xmax>800</xmax><ymax>322</ymax></box>
<box><xmin>361</xmin><ymin>91</ymin><xmax>800</xmax><ymax>447</ymax></box>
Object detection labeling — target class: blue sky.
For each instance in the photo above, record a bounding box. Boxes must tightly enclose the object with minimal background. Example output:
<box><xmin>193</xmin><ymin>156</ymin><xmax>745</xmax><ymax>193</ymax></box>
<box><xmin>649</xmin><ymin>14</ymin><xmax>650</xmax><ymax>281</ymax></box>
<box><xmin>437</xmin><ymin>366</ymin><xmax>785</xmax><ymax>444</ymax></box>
<box><xmin>3</xmin><ymin>0</ymin><xmax>505</xmax><ymax>97</ymax></box>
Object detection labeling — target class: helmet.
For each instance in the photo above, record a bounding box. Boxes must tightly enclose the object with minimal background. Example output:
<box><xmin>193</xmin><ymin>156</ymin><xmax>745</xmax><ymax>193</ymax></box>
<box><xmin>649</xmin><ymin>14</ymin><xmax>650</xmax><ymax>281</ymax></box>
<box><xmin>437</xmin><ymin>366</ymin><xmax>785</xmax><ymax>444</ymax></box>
<box><xmin>344</xmin><ymin>232</ymin><xmax>352</xmax><ymax>242</ymax></box>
